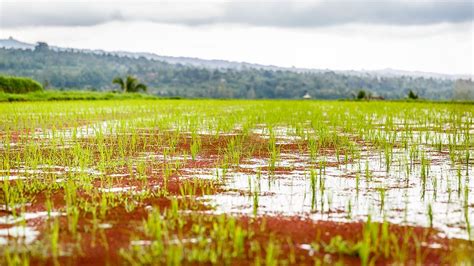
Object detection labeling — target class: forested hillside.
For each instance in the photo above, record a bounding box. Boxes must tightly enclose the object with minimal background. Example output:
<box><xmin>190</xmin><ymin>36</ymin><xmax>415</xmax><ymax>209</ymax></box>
<box><xmin>0</xmin><ymin>48</ymin><xmax>455</xmax><ymax>99</ymax></box>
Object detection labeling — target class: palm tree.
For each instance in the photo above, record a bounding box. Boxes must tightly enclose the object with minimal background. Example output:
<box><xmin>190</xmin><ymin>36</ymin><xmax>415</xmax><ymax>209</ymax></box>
<box><xmin>112</xmin><ymin>76</ymin><xmax>147</xmax><ymax>93</ymax></box>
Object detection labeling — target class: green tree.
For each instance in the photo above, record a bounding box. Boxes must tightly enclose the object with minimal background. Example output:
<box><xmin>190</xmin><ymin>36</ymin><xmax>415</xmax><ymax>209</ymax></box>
<box><xmin>408</xmin><ymin>90</ymin><xmax>418</xmax><ymax>100</ymax></box>
<box><xmin>453</xmin><ymin>79</ymin><xmax>474</xmax><ymax>100</ymax></box>
<box><xmin>357</xmin><ymin>90</ymin><xmax>366</xmax><ymax>100</ymax></box>
<box><xmin>112</xmin><ymin>76</ymin><xmax>147</xmax><ymax>93</ymax></box>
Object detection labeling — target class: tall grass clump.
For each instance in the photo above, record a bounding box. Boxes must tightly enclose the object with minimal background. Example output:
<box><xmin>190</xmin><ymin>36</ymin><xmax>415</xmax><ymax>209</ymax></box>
<box><xmin>0</xmin><ymin>75</ymin><xmax>43</xmax><ymax>94</ymax></box>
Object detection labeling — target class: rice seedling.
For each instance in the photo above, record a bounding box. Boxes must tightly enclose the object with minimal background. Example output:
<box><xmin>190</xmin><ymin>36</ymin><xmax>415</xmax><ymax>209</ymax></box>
<box><xmin>0</xmin><ymin>100</ymin><xmax>472</xmax><ymax>265</ymax></box>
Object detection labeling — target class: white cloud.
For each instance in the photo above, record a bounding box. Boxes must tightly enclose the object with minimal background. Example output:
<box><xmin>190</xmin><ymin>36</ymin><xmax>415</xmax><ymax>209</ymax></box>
<box><xmin>1</xmin><ymin>0</ymin><xmax>472</xmax><ymax>28</ymax></box>
<box><xmin>0</xmin><ymin>1</ymin><xmax>472</xmax><ymax>75</ymax></box>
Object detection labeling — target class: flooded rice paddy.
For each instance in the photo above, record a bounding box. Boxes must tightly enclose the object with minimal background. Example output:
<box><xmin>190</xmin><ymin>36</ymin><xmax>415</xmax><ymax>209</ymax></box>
<box><xmin>0</xmin><ymin>100</ymin><xmax>472</xmax><ymax>265</ymax></box>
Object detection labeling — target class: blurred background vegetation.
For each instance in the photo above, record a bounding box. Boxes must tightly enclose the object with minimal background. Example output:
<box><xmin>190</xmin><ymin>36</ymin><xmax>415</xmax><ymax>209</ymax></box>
<box><xmin>0</xmin><ymin>47</ymin><xmax>472</xmax><ymax>100</ymax></box>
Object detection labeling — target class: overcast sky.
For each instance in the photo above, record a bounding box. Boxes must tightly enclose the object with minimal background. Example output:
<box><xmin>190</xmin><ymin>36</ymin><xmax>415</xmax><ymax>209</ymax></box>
<box><xmin>0</xmin><ymin>0</ymin><xmax>473</xmax><ymax>75</ymax></box>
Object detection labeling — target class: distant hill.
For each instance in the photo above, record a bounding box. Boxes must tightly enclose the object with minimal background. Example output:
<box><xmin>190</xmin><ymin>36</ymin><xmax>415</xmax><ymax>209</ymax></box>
<box><xmin>0</xmin><ymin>37</ymin><xmax>292</xmax><ymax>71</ymax></box>
<box><xmin>1</xmin><ymin>37</ymin><xmax>470</xmax><ymax>80</ymax></box>
<box><xmin>0</xmin><ymin>37</ymin><xmax>35</xmax><ymax>50</ymax></box>
<box><xmin>0</xmin><ymin>37</ymin><xmax>461</xmax><ymax>99</ymax></box>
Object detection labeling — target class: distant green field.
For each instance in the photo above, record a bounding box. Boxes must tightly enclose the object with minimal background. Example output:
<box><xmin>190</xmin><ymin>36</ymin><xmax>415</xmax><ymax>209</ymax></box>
<box><xmin>0</xmin><ymin>90</ymin><xmax>160</xmax><ymax>102</ymax></box>
<box><xmin>1</xmin><ymin>90</ymin><xmax>473</xmax><ymax>104</ymax></box>
<box><xmin>0</xmin><ymin>100</ymin><xmax>472</xmax><ymax>265</ymax></box>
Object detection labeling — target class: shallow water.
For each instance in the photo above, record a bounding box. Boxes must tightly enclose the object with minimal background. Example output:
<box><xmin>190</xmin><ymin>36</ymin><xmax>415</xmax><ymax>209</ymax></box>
<box><xmin>2</xmin><ymin>115</ymin><xmax>473</xmax><ymax>248</ymax></box>
<box><xmin>0</xmin><ymin>211</ymin><xmax>62</xmax><ymax>245</ymax></box>
<box><xmin>0</xmin><ymin>226</ymin><xmax>40</xmax><ymax>245</ymax></box>
<box><xmin>175</xmin><ymin>124</ymin><xmax>474</xmax><ymax>240</ymax></box>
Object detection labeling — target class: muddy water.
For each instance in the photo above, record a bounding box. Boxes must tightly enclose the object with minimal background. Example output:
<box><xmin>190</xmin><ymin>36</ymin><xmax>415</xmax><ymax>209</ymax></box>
<box><xmin>2</xmin><ymin>119</ymin><xmax>472</xmax><ymax>247</ymax></box>
<box><xmin>175</xmin><ymin>127</ymin><xmax>474</xmax><ymax>240</ymax></box>
<box><xmin>0</xmin><ymin>212</ymin><xmax>62</xmax><ymax>245</ymax></box>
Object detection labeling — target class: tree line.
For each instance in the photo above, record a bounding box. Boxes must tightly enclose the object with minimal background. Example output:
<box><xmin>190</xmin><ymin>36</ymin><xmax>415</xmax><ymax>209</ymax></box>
<box><xmin>0</xmin><ymin>47</ymin><xmax>460</xmax><ymax>99</ymax></box>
